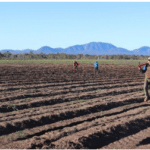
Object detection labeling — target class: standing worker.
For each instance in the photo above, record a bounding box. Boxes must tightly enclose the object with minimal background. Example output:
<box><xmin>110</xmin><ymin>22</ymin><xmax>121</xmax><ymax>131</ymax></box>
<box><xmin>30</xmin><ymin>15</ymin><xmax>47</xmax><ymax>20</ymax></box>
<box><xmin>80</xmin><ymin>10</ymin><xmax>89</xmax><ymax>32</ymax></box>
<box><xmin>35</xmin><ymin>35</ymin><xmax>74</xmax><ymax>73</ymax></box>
<box><xmin>138</xmin><ymin>57</ymin><xmax>150</xmax><ymax>102</ymax></box>
<box><xmin>94</xmin><ymin>61</ymin><xmax>99</xmax><ymax>75</ymax></box>
<box><xmin>73</xmin><ymin>61</ymin><xmax>79</xmax><ymax>72</ymax></box>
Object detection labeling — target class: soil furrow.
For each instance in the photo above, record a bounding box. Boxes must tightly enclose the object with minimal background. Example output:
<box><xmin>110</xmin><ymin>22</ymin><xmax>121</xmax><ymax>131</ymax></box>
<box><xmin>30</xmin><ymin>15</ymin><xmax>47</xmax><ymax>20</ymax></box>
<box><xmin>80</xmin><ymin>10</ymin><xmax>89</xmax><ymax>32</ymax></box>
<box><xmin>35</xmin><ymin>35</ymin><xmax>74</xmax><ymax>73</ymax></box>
<box><xmin>0</xmin><ymin>91</ymin><xmax>144</xmax><ymax>123</ymax></box>
<box><xmin>101</xmin><ymin>127</ymin><xmax>150</xmax><ymax>149</ymax></box>
<box><xmin>2</xmin><ymin>103</ymin><xmax>150</xmax><ymax>149</ymax></box>
<box><xmin>0</xmin><ymin>63</ymin><xmax>147</xmax><ymax>149</ymax></box>
<box><xmin>47</xmin><ymin>108</ymin><xmax>150</xmax><ymax>149</ymax></box>
<box><xmin>0</xmin><ymin>91</ymin><xmax>147</xmax><ymax>136</ymax></box>
<box><xmin>0</xmin><ymin>83</ymin><xmax>144</xmax><ymax>112</ymax></box>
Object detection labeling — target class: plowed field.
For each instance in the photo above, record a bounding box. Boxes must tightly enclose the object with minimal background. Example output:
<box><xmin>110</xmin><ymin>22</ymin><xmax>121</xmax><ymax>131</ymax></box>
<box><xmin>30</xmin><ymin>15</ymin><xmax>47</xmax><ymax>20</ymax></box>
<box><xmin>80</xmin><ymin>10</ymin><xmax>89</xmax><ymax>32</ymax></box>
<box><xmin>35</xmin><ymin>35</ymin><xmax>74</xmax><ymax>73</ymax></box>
<box><xmin>0</xmin><ymin>63</ymin><xmax>150</xmax><ymax>149</ymax></box>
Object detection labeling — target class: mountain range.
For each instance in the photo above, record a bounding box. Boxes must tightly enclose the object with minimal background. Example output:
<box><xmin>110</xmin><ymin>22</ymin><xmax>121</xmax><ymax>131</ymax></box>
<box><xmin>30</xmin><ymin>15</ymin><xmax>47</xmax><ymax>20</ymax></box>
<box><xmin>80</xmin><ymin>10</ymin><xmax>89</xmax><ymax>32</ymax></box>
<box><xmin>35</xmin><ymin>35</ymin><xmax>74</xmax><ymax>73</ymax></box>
<box><xmin>1</xmin><ymin>42</ymin><xmax>150</xmax><ymax>55</ymax></box>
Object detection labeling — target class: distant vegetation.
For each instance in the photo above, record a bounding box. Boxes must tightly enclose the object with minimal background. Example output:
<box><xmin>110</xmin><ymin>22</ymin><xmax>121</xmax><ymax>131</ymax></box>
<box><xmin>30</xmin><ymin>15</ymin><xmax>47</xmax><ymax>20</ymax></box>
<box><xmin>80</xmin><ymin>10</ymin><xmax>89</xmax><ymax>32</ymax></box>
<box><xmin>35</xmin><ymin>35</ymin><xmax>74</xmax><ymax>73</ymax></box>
<box><xmin>0</xmin><ymin>51</ymin><xmax>149</xmax><ymax>60</ymax></box>
<box><xmin>0</xmin><ymin>51</ymin><xmax>148</xmax><ymax>65</ymax></box>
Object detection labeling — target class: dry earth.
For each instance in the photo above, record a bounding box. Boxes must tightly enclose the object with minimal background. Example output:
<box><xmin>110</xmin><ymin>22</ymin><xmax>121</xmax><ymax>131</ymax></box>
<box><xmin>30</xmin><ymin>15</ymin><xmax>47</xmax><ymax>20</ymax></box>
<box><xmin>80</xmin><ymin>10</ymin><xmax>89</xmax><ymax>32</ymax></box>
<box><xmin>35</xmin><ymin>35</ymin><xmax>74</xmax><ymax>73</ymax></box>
<box><xmin>0</xmin><ymin>63</ymin><xmax>150</xmax><ymax>149</ymax></box>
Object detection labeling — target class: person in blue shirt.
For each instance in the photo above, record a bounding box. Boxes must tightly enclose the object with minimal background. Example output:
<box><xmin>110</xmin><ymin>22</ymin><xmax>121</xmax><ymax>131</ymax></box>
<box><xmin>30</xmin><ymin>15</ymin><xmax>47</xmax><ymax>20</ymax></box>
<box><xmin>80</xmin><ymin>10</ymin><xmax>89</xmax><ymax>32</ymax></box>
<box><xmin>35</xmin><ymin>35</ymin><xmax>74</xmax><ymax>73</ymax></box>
<box><xmin>94</xmin><ymin>61</ymin><xmax>99</xmax><ymax>75</ymax></box>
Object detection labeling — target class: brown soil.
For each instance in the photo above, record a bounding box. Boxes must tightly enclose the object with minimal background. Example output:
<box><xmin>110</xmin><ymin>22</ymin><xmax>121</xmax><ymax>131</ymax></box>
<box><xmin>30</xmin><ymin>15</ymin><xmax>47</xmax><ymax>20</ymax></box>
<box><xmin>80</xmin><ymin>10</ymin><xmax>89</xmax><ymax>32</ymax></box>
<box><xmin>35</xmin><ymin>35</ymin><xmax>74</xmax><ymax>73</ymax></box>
<box><xmin>0</xmin><ymin>63</ymin><xmax>149</xmax><ymax>149</ymax></box>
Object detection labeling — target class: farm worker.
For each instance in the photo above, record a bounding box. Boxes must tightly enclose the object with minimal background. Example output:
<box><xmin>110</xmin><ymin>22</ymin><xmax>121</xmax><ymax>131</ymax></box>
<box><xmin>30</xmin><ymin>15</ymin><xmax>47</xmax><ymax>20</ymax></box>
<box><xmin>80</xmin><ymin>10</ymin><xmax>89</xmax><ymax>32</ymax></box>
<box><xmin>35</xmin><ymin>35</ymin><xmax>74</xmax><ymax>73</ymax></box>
<box><xmin>138</xmin><ymin>57</ymin><xmax>150</xmax><ymax>102</ymax></box>
<box><xmin>94</xmin><ymin>61</ymin><xmax>99</xmax><ymax>75</ymax></box>
<box><xmin>73</xmin><ymin>61</ymin><xmax>79</xmax><ymax>72</ymax></box>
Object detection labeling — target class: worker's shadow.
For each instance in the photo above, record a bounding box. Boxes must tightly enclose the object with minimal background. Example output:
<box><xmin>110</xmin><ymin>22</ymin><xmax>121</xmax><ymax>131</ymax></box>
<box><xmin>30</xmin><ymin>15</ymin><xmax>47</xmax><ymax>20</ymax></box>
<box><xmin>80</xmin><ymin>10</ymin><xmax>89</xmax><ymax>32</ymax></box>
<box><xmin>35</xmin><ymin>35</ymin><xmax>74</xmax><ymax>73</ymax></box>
<box><xmin>137</xmin><ymin>137</ymin><xmax>150</xmax><ymax>146</ymax></box>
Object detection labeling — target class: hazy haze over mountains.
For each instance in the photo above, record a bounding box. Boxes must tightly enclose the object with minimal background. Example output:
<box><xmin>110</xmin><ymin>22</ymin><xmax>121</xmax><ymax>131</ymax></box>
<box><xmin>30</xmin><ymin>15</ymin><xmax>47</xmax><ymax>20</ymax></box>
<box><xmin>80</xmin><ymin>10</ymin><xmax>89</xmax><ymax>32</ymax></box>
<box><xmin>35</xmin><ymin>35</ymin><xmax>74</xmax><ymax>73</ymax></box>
<box><xmin>1</xmin><ymin>42</ymin><xmax>150</xmax><ymax>55</ymax></box>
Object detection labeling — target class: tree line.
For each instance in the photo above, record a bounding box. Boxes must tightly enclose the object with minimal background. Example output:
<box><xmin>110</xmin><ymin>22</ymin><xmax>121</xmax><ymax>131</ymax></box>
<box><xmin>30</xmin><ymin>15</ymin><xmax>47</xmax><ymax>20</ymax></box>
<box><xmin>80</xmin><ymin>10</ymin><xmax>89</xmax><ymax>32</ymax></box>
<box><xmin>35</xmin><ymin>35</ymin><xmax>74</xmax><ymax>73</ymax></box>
<box><xmin>0</xmin><ymin>51</ymin><xmax>149</xmax><ymax>60</ymax></box>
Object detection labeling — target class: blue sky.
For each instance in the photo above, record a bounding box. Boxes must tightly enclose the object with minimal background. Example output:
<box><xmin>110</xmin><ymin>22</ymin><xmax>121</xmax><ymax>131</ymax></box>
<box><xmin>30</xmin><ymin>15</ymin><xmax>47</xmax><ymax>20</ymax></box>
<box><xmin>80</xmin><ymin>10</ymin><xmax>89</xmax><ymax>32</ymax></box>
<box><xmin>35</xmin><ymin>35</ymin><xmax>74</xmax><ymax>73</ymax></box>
<box><xmin>0</xmin><ymin>2</ymin><xmax>150</xmax><ymax>51</ymax></box>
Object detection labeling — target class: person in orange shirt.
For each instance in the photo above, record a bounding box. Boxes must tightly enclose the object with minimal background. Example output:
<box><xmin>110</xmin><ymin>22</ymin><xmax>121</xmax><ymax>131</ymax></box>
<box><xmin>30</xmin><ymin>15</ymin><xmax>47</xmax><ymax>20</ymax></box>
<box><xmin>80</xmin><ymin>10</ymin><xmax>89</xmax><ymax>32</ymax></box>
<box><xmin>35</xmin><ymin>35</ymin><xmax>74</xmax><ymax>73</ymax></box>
<box><xmin>138</xmin><ymin>57</ymin><xmax>150</xmax><ymax>102</ymax></box>
<box><xmin>73</xmin><ymin>61</ymin><xmax>79</xmax><ymax>72</ymax></box>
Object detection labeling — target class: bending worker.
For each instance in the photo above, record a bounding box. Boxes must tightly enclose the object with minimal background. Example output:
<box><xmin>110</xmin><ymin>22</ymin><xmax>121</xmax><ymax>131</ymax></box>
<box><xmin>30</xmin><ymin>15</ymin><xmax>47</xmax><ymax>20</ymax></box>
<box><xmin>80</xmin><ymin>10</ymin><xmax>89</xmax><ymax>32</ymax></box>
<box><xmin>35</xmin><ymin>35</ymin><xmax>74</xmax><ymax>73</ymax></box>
<box><xmin>138</xmin><ymin>57</ymin><xmax>150</xmax><ymax>102</ymax></box>
<box><xmin>94</xmin><ymin>61</ymin><xmax>99</xmax><ymax>75</ymax></box>
<box><xmin>73</xmin><ymin>61</ymin><xmax>79</xmax><ymax>72</ymax></box>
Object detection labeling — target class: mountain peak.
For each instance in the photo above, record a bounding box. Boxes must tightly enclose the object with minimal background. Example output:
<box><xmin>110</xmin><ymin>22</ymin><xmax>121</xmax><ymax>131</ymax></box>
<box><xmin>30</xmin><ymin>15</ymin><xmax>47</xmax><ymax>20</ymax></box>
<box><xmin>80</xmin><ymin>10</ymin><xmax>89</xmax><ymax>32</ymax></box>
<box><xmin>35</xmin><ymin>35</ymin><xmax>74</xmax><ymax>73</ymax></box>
<box><xmin>0</xmin><ymin>42</ymin><xmax>150</xmax><ymax>55</ymax></box>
